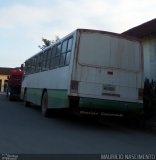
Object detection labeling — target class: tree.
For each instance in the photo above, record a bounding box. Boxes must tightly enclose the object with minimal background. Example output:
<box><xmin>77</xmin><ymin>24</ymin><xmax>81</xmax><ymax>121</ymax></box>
<box><xmin>38</xmin><ymin>36</ymin><xmax>60</xmax><ymax>50</ymax></box>
<box><xmin>51</xmin><ymin>36</ymin><xmax>60</xmax><ymax>44</ymax></box>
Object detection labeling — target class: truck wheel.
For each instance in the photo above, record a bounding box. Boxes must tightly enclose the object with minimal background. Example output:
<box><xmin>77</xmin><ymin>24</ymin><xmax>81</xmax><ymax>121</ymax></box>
<box><xmin>24</xmin><ymin>91</ymin><xmax>30</xmax><ymax>107</ymax></box>
<box><xmin>41</xmin><ymin>91</ymin><xmax>49</xmax><ymax>117</ymax></box>
<box><xmin>6</xmin><ymin>89</ymin><xmax>9</xmax><ymax>97</ymax></box>
<box><xmin>9</xmin><ymin>92</ymin><xmax>13</xmax><ymax>101</ymax></box>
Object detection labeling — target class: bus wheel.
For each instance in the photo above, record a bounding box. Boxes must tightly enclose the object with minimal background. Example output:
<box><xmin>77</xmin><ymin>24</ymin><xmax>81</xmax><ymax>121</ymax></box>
<box><xmin>41</xmin><ymin>91</ymin><xmax>49</xmax><ymax>117</ymax></box>
<box><xmin>24</xmin><ymin>91</ymin><xmax>30</xmax><ymax>107</ymax></box>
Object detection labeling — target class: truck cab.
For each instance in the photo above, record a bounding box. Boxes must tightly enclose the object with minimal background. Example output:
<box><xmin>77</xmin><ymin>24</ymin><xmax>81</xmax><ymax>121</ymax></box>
<box><xmin>7</xmin><ymin>68</ymin><xmax>23</xmax><ymax>100</ymax></box>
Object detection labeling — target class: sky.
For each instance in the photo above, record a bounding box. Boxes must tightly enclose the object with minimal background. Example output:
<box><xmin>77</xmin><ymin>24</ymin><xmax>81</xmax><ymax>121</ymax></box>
<box><xmin>0</xmin><ymin>0</ymin><xmax>156</xmax><ymax>68</ymax></box>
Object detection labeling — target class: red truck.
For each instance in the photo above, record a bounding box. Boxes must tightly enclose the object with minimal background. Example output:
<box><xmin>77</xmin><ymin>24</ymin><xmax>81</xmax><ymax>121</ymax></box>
<box><xmin>7</xmin><ymin>68</ymin><xmax>23</xmax><ymax>100</ymax></box>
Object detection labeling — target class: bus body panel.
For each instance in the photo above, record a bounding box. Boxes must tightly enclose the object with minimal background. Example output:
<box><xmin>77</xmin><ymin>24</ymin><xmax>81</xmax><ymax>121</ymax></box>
<box><xmin>21</xmin><ymin>29</ymin><xmax>143</xmax><ymax>114</ymax></box>
<box><xmin>21</xmin><ymin>66</ymin><xmax>70</xmax><ymax>108</ymax></box>
<box><xmin>69</xmin><ymin>30</ymin><xmax>143</xmax><ymax>113</ymax></box>
<box><xmin>21</xmin><ymin>30</ymin><xmax>77</xmax><ymax>109</ymax></box>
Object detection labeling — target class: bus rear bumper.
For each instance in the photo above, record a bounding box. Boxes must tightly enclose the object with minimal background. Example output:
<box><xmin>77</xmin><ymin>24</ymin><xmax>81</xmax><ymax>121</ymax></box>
<box><xmin>78</xmin><ymin>97</ymin><xmax>143</xmax><ymax>114</ymax></box>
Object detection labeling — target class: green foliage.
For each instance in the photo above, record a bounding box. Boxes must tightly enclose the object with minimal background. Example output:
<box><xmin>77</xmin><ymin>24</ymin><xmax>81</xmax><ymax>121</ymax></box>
<box><xmin>38</xmin><ymin>36</ymin><xmax>60</xmax><ymax>50</ymax></box>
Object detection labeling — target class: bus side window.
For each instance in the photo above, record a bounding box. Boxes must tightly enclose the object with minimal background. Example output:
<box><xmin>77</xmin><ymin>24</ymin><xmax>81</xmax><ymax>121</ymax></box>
<box><xmin>42</xmin><ymin>50</ymin><xmax>48</xmax><ymax>71</ymax></box>
<box><xmin>50</xmin><ymin>45</ymin><xmax>56</xmax><ymax>69</ymax></box>
<box><xmin>34</xmin><ymin>53</ymin><xmax>41</xmax><ymax>72</ymax></box>
<box><xmin>32</xmin><ymin>57</ymin><xmax>36</xmax><ymax>73</ymax></box>
<box><xmin>39</xmin><ymin>52</ymin><xmax>43</xmax><ymax>72</ymax></box>
<box><xmin>62</xmin><ymin>40</ymin><xmax>68</xmax><ymax>53</ymax></box>
<box><xmin>31</xmin><ymin>58</ymin><xmax>34</xmax><ymax>73</ymax></box>
<box><xmin>28</xmin><ymin>59</ymin><xmax>32</xmax><ymax>74</ymax></box>
<box><xmin>30</xmin><ymin>58</ymin><xmax>33</xmax><ymax>73</ymax></box>
<box><xmin>36</xmin><ymin>55</ymin><xmax>39</xmax><ymax>72</ymax></box>
<box><xmin>33</xmin><ymin>56</ymin><xmax>37</xmax><ymax>73</ymax></box>
<box><xmin>65</xmin><ymin>51</ymin><xmax>71</xmax><ymax>65</ymax></box>
<box><xmin>64</xmin><ymin>37</ymin><xmax>73</xmax><ymax>66</ymax></box>
<box><xmin>60</xmin><ymin>40</ymin><xmax>68</xmax><ymax>66</ymax></box>
<box><xmin>42</xmin><ymin>52</ymin><xmax>45</xmax><ymax>71</ymax></box>
<box><xmin>46</xmin><ymin>48</ymin><xmax>52</xmax><ymax>70</ymax></box>
<box><xmin>67</xmin><ymin>38</ymin><xmax>73</xmax><ymax>51</ymax></box>
<box><xmin>25</xmin><ymin>61</ymin><xmax>28</xmax><ymax>74</ymax></box>
<box><xmin>55</xmin><ymin>44</ymin><xmax>61</xmax><ymax>67</ymax></box>
<box><xmin>52</xmin><ymin>45</ymin><xmax>57</xmax><ymax>57</ymax></box>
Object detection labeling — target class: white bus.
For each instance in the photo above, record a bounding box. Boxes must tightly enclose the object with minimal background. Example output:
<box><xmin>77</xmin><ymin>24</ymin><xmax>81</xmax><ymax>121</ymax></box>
<box><xmin>21</xmin><ymin>29</ymin><xmax>144</xmax><ymax>117</ymax></box>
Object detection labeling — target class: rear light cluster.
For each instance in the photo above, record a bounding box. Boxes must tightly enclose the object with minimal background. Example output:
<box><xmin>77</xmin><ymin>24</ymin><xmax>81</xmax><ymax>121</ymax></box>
<box><xmin>138</xmin><ymin>88</ymin><xmax>144</xmax><ymax>100</ymax></box>
<box><xmin>70</xmin><ymin>80</ymin><xmax>79</xmax><ymax>93</ymax></box>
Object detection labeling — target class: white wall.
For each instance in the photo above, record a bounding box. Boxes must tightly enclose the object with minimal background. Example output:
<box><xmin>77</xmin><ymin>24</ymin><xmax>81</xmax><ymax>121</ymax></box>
<box><xmin>0</xmin><ymin>75</ymin><xmax>8</xmax><ymax>92</ymax></box>
<box><xmin>143</xmin><ymin>36</ymin><xmax>156</xmax><ymax>81</ymax></box>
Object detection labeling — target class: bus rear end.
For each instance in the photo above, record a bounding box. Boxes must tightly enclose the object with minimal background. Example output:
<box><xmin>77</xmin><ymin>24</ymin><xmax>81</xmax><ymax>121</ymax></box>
<box><xmin>69</xmin><ymin>29</ymin><xmax>143</xmax><ymax>114</ymax></box>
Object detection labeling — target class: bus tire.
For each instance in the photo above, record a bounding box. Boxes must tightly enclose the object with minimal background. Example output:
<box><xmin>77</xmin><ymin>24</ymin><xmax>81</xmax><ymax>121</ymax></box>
<box><xmin>41</xmin><ymin>91</ymin><xmax>49</xmax><ymax>117</ymax></box>
<box><xmin>24</xmin><ymin>90</ymin><xmax>30</xmax><ymax>107</ymax></box>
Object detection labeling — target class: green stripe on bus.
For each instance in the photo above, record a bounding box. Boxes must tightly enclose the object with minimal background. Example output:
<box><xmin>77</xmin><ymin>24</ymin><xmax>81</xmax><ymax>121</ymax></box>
<box><xmin>24</xmin><ymin>88</ymin><xmax>143</xmax><ymax>113</ymax></box>
<box><xmin>48</xmin><ymin>89</ymin><xmax>68</xmax><ymax>108</ymax></box>
<box><xmin>79</xmin><ymin>98</ymin><xmax>143</xmax><ymax>113</ymax></box>
<box><xmin>27</xmin><ymin>88</ymin><xmax>42</xmax><ymax>105</ymax></box>
<box><xmin>26</xmin><ymin>88</ymin><xmax>68</xmax><ymax>108</ymax></box>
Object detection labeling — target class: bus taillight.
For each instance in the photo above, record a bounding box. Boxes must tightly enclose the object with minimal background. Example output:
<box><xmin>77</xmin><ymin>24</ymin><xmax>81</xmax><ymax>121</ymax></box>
<box><xmin>138</xmin><ymin>88</ymin><xmax>143</xmax><ymax>100</ymax></box>
<box><xmin>70</xmin><ymin>80</ymin><xmax>79</xmax><ymax>93</ymax></box>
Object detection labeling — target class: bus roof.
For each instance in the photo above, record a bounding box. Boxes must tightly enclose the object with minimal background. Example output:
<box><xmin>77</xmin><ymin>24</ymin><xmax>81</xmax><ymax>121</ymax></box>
<box><xmin>24</xmin><ymin>28</ymin><xmax>141</xmax><ymax>63</ymax></box>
